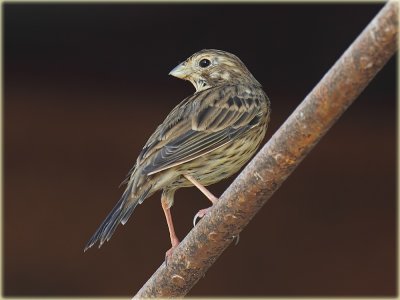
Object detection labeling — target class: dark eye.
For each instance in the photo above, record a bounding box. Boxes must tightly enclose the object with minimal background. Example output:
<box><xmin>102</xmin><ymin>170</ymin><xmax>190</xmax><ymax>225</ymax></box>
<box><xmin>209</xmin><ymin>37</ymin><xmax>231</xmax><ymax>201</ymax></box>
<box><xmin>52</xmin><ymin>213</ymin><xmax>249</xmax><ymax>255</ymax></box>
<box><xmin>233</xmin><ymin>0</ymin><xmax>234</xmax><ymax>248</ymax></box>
<box><xmin>199</xmin><ymin>58</ymin><xmax>211</xmax><ymax>68</ymax></box>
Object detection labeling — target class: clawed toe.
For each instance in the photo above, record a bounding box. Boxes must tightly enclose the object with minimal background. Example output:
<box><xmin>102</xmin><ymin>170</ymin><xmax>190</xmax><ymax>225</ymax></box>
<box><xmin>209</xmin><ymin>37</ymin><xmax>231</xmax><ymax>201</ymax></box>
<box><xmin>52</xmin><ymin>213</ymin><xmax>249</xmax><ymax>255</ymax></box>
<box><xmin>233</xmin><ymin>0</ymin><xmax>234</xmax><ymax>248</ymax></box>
<box><xmin>193</xmin><ymin>207</ymin><xmax>211</xmax><ymax>227</ymax></box>
<box><xmin>165</xmin><ymin>245</ymin><xmax>178</xmax><ymax>266</ymax></box>
<box><xmin>164</xmin><ymin>237</ymin><xmax>180</xmax><ymax>266</ymax></box>
<box><xmin>233</xmin><ymin>234</ymin><xmax>240</xmax><ymax>245</ymax></box>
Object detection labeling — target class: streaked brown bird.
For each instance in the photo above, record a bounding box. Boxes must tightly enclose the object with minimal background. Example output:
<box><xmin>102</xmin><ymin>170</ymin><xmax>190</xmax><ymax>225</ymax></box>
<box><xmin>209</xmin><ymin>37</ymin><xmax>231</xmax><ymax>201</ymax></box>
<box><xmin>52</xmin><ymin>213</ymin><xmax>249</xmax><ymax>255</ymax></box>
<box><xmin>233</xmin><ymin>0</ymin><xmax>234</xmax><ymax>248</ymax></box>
<box><xmin>84</xmin><ymin>49</ymin><xmax>271</xmax><ymax>259</ymax></box>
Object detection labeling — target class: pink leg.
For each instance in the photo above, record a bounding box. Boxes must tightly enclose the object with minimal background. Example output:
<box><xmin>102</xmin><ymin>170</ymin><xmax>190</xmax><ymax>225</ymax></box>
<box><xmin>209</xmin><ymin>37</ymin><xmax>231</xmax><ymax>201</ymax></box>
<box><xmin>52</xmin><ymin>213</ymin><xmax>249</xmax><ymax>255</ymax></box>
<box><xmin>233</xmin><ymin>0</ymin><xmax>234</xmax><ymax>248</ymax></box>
<box><xmin>161</xmin><ymin>195</ymin><xmax>179</xmax><ymax>263</ymax></box>
<box><xmin>184</xmin><ymin>174</ymin><xmax>218</xmax><ymax>203</ymax></box>
<box><xmin>184</xmin><ymin>174</ymin><xmax>219</xmax><ymax>226</ymax></box>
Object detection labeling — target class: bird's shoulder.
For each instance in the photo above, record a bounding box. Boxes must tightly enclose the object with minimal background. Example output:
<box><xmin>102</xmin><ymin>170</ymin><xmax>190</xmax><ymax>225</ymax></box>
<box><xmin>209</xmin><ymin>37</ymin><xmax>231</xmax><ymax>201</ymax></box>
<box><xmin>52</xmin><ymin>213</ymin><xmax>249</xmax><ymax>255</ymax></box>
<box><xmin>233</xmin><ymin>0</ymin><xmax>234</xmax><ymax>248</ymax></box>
<box><xmin>192</xmin><ymin>84</ymin><xmax>269</xmax><ymax>131</ymax></box>
<box><xmin>136</xmin><ymin>84</ymin><xmax>268</xmax><ymax>166</ymax></box>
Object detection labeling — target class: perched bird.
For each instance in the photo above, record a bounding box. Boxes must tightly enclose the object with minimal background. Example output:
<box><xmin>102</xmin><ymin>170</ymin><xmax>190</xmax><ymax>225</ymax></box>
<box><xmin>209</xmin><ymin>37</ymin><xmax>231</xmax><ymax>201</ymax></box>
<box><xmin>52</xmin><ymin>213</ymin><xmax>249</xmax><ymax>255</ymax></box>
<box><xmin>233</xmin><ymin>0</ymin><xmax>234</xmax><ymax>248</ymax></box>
<box><xmin>84</xmin><ymin>49</ymin><xmax>271</xmax><ymax>259</ymax></box>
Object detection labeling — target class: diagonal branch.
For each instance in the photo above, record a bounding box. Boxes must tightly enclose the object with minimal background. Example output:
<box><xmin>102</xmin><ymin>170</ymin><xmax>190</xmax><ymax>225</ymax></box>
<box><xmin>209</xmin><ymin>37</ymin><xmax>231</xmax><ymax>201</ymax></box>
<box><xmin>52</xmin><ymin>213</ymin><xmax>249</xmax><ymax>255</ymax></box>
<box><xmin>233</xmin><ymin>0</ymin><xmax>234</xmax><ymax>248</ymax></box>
<box><xmin>134</xmin><ymin>2</ymin><xmax>398</xmax><ymax>298</ymax></box>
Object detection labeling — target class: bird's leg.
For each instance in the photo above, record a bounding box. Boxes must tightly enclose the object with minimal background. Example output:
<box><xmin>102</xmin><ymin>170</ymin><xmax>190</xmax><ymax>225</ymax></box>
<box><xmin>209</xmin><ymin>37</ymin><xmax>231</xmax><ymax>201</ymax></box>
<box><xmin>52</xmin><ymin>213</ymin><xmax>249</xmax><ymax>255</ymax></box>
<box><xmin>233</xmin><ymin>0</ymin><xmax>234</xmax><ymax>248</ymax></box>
<box><xmin>161</xmin><ymin>195</ymin><xmax>180</xmax><ymax>264</ymax></box>
<box><xmin>184</xmin><ymin>174</ymin><xmax>218</xmax><ymax>203</ymax></box>
<box><xmin>184</xmin><ymin>174</ymin><xmax>219</xmax><ymax>226</ymax></box>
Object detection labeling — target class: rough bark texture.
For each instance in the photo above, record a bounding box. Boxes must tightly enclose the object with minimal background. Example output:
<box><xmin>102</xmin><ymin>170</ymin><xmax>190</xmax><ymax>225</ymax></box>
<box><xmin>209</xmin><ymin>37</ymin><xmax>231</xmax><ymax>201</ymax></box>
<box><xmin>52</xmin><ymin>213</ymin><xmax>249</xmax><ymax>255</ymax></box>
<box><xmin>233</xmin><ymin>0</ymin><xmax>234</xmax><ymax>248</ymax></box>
<box><xmin>134</xmin><ymin>2</ymin><xmax>398</xmax><ymax>298</ymax></box>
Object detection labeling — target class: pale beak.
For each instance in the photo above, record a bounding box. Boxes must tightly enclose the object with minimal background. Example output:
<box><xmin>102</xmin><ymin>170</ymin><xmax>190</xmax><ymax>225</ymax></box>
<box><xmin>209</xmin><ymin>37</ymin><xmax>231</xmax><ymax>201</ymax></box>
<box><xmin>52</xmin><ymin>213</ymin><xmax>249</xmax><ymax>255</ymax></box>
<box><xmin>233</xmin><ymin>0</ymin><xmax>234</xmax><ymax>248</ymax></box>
<box><xmin>169</xmin><ymin>62</ymin><xmax>189</xmax><ymax>79</ymax></box>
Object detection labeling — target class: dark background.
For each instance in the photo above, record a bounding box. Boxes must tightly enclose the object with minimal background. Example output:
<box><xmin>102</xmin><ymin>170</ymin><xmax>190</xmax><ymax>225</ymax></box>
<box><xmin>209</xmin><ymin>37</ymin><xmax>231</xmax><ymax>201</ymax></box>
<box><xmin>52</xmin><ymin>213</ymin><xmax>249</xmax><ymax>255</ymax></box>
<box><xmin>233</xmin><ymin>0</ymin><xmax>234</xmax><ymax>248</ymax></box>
<box><xmin>3</xmin><ymin>3</ymin><xmax>396</xmax><ymax>297</ymax></box>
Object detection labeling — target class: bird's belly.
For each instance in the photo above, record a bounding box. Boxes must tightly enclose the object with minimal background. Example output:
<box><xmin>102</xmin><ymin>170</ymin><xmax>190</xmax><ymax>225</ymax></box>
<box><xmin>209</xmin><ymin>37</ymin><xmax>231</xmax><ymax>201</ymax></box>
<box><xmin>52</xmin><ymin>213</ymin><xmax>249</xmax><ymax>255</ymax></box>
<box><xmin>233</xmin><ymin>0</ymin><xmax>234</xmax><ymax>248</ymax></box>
<box><xmin>170</xmin><ymin>125</ymin><xmax>266</xmax><ymax>188</ymax></box>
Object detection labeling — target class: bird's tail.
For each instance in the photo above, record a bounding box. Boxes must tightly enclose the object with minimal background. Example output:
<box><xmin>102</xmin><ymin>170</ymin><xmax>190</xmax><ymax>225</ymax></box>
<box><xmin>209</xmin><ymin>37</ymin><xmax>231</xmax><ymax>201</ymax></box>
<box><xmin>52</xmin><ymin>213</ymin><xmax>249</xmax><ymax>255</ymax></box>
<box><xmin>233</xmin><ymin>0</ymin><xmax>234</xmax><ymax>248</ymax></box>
<box><xmin>84</xmin><ymin>183</ymin><xmax>151</xmax><ymax>252</ymax></box>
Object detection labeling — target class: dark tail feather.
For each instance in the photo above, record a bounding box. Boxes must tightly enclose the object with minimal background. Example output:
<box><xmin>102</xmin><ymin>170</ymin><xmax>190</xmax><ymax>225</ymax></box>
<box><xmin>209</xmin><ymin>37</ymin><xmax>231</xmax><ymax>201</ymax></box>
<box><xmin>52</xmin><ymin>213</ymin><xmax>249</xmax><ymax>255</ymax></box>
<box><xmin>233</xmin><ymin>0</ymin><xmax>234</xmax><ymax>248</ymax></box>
<box><xmin>84</xmin><ymin>184</ymin><xmax>149</xmax><ymax>252</ymax></box>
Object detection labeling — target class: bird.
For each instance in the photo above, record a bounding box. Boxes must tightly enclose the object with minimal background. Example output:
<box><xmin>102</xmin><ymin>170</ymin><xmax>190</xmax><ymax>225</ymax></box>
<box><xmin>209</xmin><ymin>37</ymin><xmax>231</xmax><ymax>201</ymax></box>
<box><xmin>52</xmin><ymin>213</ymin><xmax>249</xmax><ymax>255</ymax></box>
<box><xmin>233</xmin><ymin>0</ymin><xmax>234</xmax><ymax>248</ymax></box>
<box><xmin>84</xmin><ymin>49</ymin><xmax>271</xmax><ymax>260</ymax></box>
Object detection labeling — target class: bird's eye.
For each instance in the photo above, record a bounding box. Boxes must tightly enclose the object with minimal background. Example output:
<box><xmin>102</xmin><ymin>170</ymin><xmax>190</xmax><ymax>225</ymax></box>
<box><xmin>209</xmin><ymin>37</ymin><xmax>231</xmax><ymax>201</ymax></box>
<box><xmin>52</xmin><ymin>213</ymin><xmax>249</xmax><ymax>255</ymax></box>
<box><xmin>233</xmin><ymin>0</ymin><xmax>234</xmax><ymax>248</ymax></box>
<box><xmin>199</xmin><ymin>58</ymin><xmax>211</xmax><ymax>68</ymax></box>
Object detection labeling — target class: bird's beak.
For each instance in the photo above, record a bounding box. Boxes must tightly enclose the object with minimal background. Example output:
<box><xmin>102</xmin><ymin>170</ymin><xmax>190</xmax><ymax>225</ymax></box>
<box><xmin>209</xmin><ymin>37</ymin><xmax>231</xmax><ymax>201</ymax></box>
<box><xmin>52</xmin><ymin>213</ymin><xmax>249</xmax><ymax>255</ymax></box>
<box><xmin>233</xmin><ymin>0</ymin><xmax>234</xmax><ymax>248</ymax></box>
<box><xmin>169</xmin><ymin>62</ymin><xmax>189</xmax><ymax>79</ymax></box>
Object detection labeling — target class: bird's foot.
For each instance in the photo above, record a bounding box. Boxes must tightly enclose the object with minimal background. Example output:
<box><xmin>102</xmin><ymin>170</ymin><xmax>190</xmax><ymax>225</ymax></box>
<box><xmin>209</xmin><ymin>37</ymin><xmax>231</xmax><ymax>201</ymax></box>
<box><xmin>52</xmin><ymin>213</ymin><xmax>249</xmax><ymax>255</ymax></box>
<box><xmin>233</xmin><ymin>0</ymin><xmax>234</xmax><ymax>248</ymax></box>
<box><xmin>193</xmin><ymin>206</ymin><xmax>212</xmax><ymax>226</ymax></box>
<box><xmin>165</xmin><ymin>239</ymin><xmax>180</xmax><ymax>266</ymax></box>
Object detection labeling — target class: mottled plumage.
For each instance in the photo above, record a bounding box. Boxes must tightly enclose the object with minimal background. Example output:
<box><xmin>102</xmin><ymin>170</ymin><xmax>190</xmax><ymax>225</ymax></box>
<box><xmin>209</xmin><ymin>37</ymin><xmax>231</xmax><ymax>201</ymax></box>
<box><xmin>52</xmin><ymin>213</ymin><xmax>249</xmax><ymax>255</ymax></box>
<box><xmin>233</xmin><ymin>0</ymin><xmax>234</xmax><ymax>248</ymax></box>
<box><xmin>85</xmin><ymin>49</ymin><xmax>271</xmax><ymax>257</ymax></box>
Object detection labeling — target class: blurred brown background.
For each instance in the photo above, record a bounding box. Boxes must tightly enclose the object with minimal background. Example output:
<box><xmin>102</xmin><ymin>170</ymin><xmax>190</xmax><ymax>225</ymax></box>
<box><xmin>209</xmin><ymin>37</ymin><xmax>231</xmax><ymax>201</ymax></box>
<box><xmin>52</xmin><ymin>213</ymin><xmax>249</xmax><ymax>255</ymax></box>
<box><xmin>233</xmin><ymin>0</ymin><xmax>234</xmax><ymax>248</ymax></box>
<box><xmin>3</xmin><ymin>3</ymin><xmax>396</xmax><ymax>297</ymax></box>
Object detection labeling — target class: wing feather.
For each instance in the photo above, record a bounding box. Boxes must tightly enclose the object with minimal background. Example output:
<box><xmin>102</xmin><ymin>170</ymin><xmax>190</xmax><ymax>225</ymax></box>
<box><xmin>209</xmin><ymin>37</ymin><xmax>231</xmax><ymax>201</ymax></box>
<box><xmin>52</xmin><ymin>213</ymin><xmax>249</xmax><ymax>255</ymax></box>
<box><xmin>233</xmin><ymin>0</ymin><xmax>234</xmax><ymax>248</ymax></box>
<box><xmin>138</xmin><ymin>85</ymin><xmax>267</xmax><ymax>176</ymax></box>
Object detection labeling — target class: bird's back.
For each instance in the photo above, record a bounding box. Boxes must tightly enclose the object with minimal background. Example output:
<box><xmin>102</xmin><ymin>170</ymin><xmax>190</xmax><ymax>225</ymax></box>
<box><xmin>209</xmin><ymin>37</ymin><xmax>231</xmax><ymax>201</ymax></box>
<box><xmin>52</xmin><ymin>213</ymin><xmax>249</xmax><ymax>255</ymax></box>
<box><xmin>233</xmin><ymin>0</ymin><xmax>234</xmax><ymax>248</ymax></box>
<box><xmin>131</xmin><ymin>83</ymin><xmax>270</xmax><ymax>191</ymax></box>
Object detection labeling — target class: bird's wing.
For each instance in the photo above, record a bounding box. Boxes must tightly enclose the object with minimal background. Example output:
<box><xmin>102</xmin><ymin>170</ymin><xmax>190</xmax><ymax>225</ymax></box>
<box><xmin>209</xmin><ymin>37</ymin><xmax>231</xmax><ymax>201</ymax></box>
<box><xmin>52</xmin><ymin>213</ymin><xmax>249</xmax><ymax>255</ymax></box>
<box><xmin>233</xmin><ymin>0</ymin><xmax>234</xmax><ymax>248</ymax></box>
<box><xmin>139</xmin><ymin>85</ymin><xmax>267</xmax><ymax>176</ymax></box>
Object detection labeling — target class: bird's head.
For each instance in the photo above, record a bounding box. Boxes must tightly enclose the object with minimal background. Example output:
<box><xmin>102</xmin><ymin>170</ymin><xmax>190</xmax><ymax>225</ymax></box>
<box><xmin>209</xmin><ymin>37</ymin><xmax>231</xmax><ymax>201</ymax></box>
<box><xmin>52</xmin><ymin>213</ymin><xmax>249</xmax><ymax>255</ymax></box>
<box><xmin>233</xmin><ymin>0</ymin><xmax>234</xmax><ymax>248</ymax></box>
<box><xmin>169</xmin><ymin>49</ymin><xmax>260</xmax><ymax>92</ymax></box>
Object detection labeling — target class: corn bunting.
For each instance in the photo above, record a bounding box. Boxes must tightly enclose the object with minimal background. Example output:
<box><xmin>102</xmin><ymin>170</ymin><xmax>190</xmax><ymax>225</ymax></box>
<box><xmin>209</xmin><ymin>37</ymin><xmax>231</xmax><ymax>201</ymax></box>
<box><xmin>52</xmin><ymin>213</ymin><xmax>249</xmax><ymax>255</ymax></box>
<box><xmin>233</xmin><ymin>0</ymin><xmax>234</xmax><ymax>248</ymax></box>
<box><xmin>85</xmin><ymin>49</ymin><xmax>271</xmax><ymax>260</ymax></box>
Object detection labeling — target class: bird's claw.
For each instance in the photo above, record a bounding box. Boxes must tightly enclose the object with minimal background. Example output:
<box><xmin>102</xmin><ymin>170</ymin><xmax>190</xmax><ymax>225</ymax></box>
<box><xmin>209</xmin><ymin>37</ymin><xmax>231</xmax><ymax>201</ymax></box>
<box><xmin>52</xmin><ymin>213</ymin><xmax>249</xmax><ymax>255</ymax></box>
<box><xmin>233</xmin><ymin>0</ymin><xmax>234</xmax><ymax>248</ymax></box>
<box><xmin>193</xmin><ymin>207</ymin><xmax>211</xmax><ymax>227</ymax></box>
<box><xmin>193</xmin><ymin>213</ymin><xmax>200</xmax><ymax>227</ymax></box>
<box><xmin>233</xmin><ymin>234</ymin><xmax>240</xmax><ymax>245</ymax></box>
<box><xmin>165</xmin><ymin>245</ymin><xmax>178</xmax><ymax>266</ymax></box>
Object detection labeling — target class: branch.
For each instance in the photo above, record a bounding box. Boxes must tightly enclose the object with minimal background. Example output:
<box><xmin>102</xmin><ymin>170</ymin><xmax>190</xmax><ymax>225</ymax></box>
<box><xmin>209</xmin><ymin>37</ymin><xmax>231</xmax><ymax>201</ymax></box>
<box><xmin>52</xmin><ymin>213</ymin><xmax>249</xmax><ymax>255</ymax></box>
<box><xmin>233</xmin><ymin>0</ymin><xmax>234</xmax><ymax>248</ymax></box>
<box><xmin>134</xmin><ymin>2</ymin><xmax>398</xmax><ymax>297</ymax></box>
